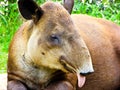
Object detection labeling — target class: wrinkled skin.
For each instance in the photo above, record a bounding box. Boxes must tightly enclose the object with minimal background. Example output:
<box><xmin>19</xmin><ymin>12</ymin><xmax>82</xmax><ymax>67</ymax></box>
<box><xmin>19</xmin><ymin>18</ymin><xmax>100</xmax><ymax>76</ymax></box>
<box><xmin>7</xmin><ymin>0</ymin><xmax>120</xmax><ymax>90</ymax></box>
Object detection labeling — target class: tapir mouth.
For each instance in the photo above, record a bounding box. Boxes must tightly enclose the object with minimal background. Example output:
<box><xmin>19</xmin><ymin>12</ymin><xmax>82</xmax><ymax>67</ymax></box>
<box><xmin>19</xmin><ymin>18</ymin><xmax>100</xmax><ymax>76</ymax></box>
<box><xmin>59</xmin><ymin>56</ymin><xmax>88</xmax><ymax>88</ymax></box>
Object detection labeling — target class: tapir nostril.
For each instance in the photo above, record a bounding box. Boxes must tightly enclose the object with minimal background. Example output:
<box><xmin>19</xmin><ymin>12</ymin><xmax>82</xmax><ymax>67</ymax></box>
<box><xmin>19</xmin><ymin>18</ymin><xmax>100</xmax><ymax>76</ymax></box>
<box><xmin>80</xmin><ymin>71</ymin><xmax>94</xmax><ymax>76</ymax></box>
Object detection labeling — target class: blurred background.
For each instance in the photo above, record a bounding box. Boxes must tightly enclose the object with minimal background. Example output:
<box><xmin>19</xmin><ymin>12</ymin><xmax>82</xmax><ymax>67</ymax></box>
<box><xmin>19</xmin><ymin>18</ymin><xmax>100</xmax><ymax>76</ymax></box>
<box><xmin>0</xmin><ymin>0</ymin><xmax>120</xmax><ymax>74</ymax></box>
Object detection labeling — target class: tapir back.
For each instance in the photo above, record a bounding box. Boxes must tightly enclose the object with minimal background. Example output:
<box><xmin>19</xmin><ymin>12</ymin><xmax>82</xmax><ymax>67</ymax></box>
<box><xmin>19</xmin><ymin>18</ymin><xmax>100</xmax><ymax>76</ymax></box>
<box><xmin>72</xmin><ymin>14</ymin><xmax>120</xmax><ymax>90</ymax></box>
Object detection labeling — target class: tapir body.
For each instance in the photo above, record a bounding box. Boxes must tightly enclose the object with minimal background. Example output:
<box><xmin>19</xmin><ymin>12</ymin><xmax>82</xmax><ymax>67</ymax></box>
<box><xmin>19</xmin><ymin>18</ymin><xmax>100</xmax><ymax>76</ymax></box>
<box><xmin>7</xmin><ymin>0</ymin><xmax>120</xmax><ymax>90</ymax></box>
<box><xmin>73</xmin><ymin>14</ymin><xmax>120</xmax><ymax>90</ymax></box>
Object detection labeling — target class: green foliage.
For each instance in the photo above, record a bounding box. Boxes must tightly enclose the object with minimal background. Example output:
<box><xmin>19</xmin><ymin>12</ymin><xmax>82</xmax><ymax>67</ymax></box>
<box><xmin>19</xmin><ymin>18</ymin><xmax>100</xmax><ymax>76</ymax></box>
<box><xmin>73</xmin><ymin>1</ymin><xmax>120</xmax><ymax>24</ymax></box>
<box><xmin>0</xmin><ymin>0</ymin><xmax>120</xmax><ymax>73</ymax></box>
<box><xmin>0</xmin><ymin>1</ymin><xmax>22</xmax><ymax>73</ymax></box>
<box><xmin>0</xmin><ymin>2</ymin><xmax>22</xmax><ymax>51</ymax></box>
<box><xmin>81</xmin><ymin>0</ymin><xmax>120</xmax><ymax>4</ymax></box>
<box><xmin>0</xmin><ymin>48</ymin><xmax>7</xmax><ymax>73</ymax></box>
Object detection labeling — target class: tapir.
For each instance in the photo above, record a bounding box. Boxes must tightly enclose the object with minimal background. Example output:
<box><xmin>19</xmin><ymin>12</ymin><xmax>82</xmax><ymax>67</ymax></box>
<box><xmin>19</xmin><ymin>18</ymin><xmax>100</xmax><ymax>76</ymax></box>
<box><xmin>7</xmin><ymin>0</ymin><xmax>120</xmax><ymax>90</ymax></box>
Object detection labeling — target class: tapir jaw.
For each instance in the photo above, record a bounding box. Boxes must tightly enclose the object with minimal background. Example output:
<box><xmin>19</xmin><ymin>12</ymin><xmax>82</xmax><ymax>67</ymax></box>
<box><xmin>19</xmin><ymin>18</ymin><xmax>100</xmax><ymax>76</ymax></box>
<box><xmin>59</xmin><ymin>55</ymin><xmax>94</xmax><ymax>88</ymax></box>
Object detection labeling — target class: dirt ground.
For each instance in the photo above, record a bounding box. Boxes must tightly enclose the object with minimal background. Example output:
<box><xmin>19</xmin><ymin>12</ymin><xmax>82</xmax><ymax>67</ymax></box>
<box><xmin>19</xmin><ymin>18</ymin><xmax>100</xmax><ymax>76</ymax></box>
<box><xmin>0</xmin><ymin>74</ymin><xmax>7</xmax><ymax>90</ymax></box>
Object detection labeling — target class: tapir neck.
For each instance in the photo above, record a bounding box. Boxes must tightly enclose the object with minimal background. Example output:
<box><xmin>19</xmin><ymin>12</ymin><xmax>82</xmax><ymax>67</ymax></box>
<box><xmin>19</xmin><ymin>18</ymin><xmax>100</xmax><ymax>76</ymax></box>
<box><xmin>15</xmin><ymin>54</ymin><xmax>66</xmax><ymax>89</ymax></box>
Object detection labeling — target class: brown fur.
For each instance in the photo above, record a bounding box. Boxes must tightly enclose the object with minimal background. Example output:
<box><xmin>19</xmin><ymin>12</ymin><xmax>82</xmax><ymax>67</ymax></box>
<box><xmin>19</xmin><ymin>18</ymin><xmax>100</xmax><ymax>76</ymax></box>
<box><xmin>8</xmin><ymin>1</ymin><xmax>120</xmax><ymax>90</ymax></box>
<box><xmin>72</xmin><ymin>14</ymin><xmax>120</xmax><ymax>90</ymax></box>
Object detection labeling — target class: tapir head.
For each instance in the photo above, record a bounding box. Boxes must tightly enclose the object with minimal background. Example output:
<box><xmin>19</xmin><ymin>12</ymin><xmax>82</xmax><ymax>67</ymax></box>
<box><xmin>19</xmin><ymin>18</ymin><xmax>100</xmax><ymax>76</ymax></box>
<box><xmin>18</xmin><ymin>0</ymin><xmax>94</xmax><ymax>87</ymax></box>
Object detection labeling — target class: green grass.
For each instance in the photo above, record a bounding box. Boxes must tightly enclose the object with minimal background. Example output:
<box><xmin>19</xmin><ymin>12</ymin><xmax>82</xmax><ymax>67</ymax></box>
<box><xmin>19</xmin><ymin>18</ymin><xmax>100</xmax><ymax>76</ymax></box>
<box><xmin>0</xmin><ymin>48</ymin><xmax>7</xmax><ymax>73</ymax></box>
<box><xmin>0</xmin><ymin>2</ymin><xmax>22</xmax><ymax>73</ymax></box>
<box><xmin>73</xmin><ymin>2</ymin><xmax>120</xmax><ymax>24</ymax></box>
<box><xmin>0</xmin><ymin>1</ymin><xmax>120</xmax><ymax>73</ymax></box>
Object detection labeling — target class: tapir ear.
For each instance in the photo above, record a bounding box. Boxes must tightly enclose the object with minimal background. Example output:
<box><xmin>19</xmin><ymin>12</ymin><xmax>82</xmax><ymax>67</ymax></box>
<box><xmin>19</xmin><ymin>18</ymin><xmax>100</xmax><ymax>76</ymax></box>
<box><xmin>63</xmin><ymin>0</ymin><xmax>74</xmax><ymax>14</ymax></box>
<box><xmin>18</xmin><ymin>0</ymin><xmax>43</xmax><ymax>23</ymax></box>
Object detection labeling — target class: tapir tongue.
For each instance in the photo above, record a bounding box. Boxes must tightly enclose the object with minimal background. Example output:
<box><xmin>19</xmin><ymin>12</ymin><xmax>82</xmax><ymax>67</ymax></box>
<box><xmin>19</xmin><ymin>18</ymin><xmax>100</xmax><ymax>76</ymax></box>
<box><xmin>77</xmin><ymin>73</ymin><xmax>86</xmax><ymax>88</ymax></box>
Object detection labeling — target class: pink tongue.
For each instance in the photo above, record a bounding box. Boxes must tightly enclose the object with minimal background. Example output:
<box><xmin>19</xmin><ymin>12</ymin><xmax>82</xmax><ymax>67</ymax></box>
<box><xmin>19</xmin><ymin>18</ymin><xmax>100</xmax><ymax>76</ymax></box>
<box><xmin>77</xmin><ymin>73</ymin><xmax>86</xmax><ymax>88</ymax></box>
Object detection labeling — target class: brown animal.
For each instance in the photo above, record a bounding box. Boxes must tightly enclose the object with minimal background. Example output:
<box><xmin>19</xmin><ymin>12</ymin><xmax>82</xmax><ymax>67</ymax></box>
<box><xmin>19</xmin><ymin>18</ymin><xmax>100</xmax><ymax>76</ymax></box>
<box><xmin>7</xmin><ymin>0</ymin><xmax>120</xmax><ymax>90</ymax></box>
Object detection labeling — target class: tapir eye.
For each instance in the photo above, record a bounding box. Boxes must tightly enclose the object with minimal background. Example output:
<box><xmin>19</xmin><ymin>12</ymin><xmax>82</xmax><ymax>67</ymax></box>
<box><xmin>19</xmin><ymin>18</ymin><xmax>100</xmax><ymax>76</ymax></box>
<box><xmin>49</xmin><ymin>34</ymin><xmax>61</xmax><ymax>45</ymax></box>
